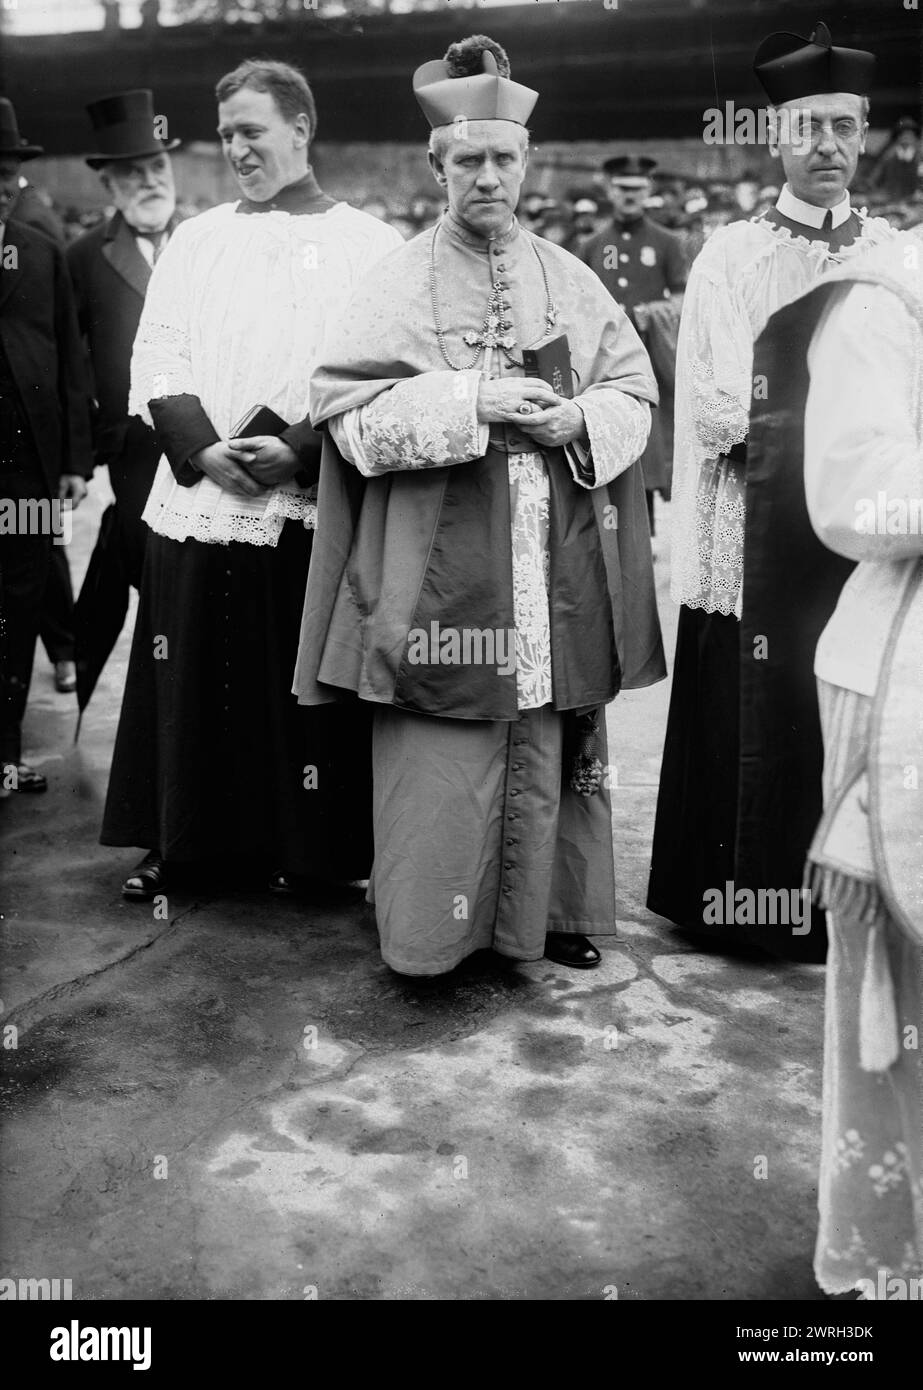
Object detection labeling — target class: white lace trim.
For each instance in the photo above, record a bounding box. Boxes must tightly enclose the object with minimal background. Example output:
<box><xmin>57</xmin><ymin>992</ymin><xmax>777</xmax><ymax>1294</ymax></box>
<box><xmin>129</xmin><ymin>322</ymin><xmax>193</xmax><ymax>427</ymax></box>
<box><xmin>344</xmin><ymin>370</ymin><xmax>484</xmax><ymax>474</ymax></box>
<box><xmin>508</xmin><ymin>451</ymin><xmax>552</xmax><ymax>709</ymax></box>
<box><xmin>580</xmin><ymin>389</ymin><xmax>651</xmax><ymax>485</ymax></box>
<box><xmin>142</xmin><ymin>458</ymin><xmax>318</xmax><ymax>546</ymax></box>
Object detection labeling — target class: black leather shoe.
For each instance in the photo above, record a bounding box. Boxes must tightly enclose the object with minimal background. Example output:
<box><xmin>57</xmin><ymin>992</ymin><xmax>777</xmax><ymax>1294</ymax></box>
<box><xmin>2</xmin><ymin>762</ymin><xmax>47</xmax><ymax>794</ymax></box>
<box><xmin>122</xmin><ymin>851</ymin><xmax>167</xmax><ymax>900</ymax></box>
<box><xmin>544</xmin><ymin>932</ymin><xmax>602</xmax><ymax>969</ymax></box>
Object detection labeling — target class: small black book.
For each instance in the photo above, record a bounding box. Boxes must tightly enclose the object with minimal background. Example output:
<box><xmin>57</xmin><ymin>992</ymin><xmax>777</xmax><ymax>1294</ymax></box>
<box><xmin>522</xmin><ymin>335</ymin><xmax>574</xmax><ymax>399</ymax></box>
<box><xmin>230</xmin><ymin>404</ymin><xmax>289</xmax><ymax>438</ymax></box>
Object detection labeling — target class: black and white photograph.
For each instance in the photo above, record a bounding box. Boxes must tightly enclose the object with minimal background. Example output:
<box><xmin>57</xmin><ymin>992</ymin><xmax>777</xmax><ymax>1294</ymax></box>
<box><xmin>0</xmin><ymin>0</ymin><xmax>920</xmax><ymax>1350</ymax></box>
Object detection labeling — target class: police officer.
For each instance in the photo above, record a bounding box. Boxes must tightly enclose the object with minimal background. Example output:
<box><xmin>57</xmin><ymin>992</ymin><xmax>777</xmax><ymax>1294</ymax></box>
<box><xmin>581</xmin><ymin>154</ymin><xmax>687</xmax><ymax>323</ymax></box>
<box><xmin>581</xmin><ymin>155</ymin><xmax>687</xmax><ymax>533</ymax></box>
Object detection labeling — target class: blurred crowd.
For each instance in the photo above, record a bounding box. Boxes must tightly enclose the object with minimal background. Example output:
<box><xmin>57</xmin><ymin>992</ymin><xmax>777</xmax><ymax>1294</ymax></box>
<box><xmin>18</xmin><ymin>114</ymin><xmax>923</xmax><ymax>257</ymax></box>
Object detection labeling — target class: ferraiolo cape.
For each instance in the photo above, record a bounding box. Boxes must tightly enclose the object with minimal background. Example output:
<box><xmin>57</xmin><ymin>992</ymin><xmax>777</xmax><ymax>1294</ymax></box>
<box><xmin>739</xmin><ymin>256</ymin><xmax>923</xmax><ymax>960</ymax></box>
<box><xmin>293</xmin><ymin>224</ymin><xmax>666</xmax><ymax>718</ymax></box>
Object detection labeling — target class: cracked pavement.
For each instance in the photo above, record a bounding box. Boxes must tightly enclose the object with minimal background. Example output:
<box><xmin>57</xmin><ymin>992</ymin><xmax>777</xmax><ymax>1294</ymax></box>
<box><xmin>0</xmin><ymin>479</ymin><xmax>829</xmax><ymax>1300</ymax></box>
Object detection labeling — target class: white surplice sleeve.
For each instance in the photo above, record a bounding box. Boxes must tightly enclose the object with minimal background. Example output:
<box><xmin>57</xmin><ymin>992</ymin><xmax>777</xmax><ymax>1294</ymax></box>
<box><xmin>670</xmin><ymin>228</ymin><xmax>759</xmax><ymax>616</ymax></box>
<box><xmin>805</xmin><ymin>282</ymin><xmax>923</xmax><ymax>562</ymax></box>
<box><xmin>128</xmin><ymin>222</ymin><xmax>197</xmax><ymax>425</ymax></box>
<box><xmin>330</xmin><ymin>369</ymin><xmax>488</xmax><ymax>475</ymax></box>
<box><xmin>566</xmin><ymin>391</ymin><xmax>651</xmax><ymax>489</ymax></box>
<box><xmin>680</xmin><ymin>247</ymin><xmax>755</xmax><ymax>456</ymax></box>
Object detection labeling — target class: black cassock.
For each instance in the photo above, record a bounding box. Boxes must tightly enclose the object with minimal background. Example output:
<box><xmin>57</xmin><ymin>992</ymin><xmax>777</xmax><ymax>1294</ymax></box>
<box><xmin>101</xmin><ymin>519</ymin><xmax>372</xmax><ymax>879</ymax></box>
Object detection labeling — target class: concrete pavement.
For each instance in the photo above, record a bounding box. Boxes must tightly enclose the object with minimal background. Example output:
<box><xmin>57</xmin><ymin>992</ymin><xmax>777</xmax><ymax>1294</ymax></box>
<box><xmin>0</xmin><ymin>482</ymin><xmax>829</xmax><ymax>1300</ymax></box>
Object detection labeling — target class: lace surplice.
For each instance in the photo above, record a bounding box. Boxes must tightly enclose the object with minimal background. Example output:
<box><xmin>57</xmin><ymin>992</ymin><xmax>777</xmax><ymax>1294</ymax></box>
<box><xmin>671</xmin><ymin>211</ymin><xmax>895</xmax><ymax>616</ymax></box>
<box><xmin>132</xmin><ymin>202</ymin><xmax>401</xmax><ymax>546</ymax></box>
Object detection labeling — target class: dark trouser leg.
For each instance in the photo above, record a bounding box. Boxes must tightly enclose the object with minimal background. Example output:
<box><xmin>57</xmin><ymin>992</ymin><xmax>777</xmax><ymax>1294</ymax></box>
<box><xmin>39</xmin><ymin>542</ymin><xmax>75</xmax><ymax>664</ymax></box>
<box><xmin>0</xmin><ymin>528</ymin><xmax>52</xmax><ymax>765</ymax></box>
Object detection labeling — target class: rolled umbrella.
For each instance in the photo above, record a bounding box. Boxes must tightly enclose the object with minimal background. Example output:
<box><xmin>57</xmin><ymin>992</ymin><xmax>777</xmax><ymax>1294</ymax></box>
<box><xmin>73</xmin><ymin>502</ymin><xmax>130</xmax><ymax>737</ymax></box>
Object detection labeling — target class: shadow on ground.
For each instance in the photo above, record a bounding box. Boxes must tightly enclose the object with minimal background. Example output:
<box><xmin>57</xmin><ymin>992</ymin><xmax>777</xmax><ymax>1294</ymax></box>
<box><xmin>0</xmin><ymin>489</ymin><xmax>828</xmax><ymax>1299</ymax></box>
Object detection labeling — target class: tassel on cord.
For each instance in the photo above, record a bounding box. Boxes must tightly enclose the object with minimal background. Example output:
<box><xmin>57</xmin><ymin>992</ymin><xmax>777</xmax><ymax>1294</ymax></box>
<box><xmin>569</xmin><ymin>709</ymin><xmax>604</xmax><ymax>797</ymax></box>
<box><xmin>807</xmin><ymin>858</ymin><xmax>898</xmax><ymax>1073</ymax></box>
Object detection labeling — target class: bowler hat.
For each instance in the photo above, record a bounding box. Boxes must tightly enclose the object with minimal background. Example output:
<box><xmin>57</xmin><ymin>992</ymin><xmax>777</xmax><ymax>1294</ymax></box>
<box><xmin>85</xmin><ymin>89</ymin><xmax>180</xmax><ymax>169</ymax></box>
<box><xmin>0</xmin><ymin>98</ymin><xmax>43</xmax><ymax>161</ymax></box>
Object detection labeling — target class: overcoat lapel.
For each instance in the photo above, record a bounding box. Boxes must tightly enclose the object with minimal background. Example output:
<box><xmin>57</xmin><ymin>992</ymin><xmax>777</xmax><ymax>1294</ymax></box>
<box><xmin>101</xmin><ymin>214</ymin><xmax>150</xmax><ymax>299</ymax></box>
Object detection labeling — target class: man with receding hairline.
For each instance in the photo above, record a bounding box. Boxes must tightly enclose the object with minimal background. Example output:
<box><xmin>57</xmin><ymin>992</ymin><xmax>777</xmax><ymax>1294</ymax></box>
<box><xmin>101</xmin><ymin>59</ymin><xmax>401</xmax><ymax>901</ymax></box>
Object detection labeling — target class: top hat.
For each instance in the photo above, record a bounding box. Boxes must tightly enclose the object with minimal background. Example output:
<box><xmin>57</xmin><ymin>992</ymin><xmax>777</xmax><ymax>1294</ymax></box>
<box><xmin>754</xmin><ymin>22</ymin><xmax>874</xmax><ymax>105</ymax></box>
<box><xmin>603</xmin><ymin>154</ymin><xmax>657</xmax><ymax>181</ymax></box>
<box><xmin>84</xmin><ymin>89</ymin><xmax>180</xmax><ymax>169</ymax></box>
<box><xmin>414</xmin><ymin>37</ymin><xmax>538</xmax><ymax>129</ymax></box>
<box><xmin>0</xmin><ymin>98</ymin><xmax>43</xmax><ymax>161</ymax></box>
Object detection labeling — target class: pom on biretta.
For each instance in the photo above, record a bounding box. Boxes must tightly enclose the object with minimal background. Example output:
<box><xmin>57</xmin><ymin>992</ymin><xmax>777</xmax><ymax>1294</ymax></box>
<box><xmin>754</xmin><ymin>22</ymin><xmax>874</xmax><ymax>105</ymax></box>
<box><xmin>413</xmin><ymin>35</ymin><xmax>538</xmax><ymax>128</ymax></box>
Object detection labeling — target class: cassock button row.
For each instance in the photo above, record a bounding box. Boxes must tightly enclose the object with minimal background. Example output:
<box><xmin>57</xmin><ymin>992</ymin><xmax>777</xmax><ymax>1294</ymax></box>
<box><xmin>505</xmin><ymin>837</ymin><xmax>517</xmax><ymax>845</ymax></box>
<box><xmin>509</xmin><ymin>789</ymin><xmax>521</xmax><ymax>797</ymax></box>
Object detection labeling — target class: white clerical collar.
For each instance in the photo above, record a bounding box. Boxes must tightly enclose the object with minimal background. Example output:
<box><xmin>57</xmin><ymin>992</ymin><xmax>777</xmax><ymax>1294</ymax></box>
<box><xmin>443</xmin><ymin>209</ymin><xmax>519</xmax><ymax>251</ymax></box>
<box><xmin>776</xmin><ymin>184</ymin><xmax>852</xmax><ymax>230</ymax></box>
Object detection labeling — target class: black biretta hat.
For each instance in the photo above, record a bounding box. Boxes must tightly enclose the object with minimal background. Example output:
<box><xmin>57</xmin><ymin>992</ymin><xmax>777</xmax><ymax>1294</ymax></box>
<box><xmin>85</xmin><ymin>89</ymin><xmax>180</xmax><ymax>169</ymax></box>
<box><xmin>754</xmin><ymin>22</ymin><xmax>874</xmax><ymax>104</ymax></box>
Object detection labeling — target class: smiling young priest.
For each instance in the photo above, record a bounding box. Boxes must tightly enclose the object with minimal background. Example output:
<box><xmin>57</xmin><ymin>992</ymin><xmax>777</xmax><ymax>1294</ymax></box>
<box><xmin>294</xmin><ymin>35</ymin><xmax>665</xmax><ymax>977</ymax></box>
<box><xmin>100</xmin><ymin>61</ymin><xmax>401</xmax><ymax>899</ymax></box>
<box><xmin>648</xmin><ymin>22</ymin><xmax>895</xmax><ymax>957</ymax></box>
